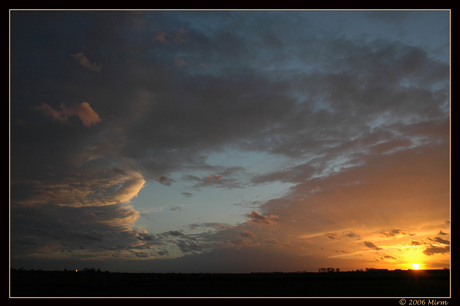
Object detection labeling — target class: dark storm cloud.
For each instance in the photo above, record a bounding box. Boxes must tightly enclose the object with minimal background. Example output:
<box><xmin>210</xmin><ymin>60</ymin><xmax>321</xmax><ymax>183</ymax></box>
<box><xmin>11</xmin><ymin>203</ymin><xmax>143</xmax><ymax>259</ymax></box>
<box><xmin>16</xmin><ymin>11</ymin><xmax>445</xmax><ymax>184</ymax></box>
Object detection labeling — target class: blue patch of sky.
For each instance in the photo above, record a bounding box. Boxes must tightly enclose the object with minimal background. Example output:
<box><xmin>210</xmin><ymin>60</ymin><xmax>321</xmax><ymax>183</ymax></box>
<box><xmin>132</xmin><ymin>177</ymin><xmax>294</xmax><ymax>235</ymax></box>
<box><xmin>132</xmin><ymin>149</ymin><xmax>295</xmax><ymax>234</ymax></box>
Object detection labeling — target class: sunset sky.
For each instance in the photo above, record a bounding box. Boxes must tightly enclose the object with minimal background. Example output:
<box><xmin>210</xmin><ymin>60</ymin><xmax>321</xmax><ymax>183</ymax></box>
<box><xmin>10</xmin><ymin>10</ymin><xmax>450</xmax><ymax>273</ymax></box>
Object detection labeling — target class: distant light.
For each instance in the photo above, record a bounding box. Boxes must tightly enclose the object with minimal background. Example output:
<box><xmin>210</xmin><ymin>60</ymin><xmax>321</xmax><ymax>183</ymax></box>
<box><xmin>412</xmin><ymin>263</ymin><xmax>420</xmax><ymax>270</ymax></box>
<box><xmin>75</xmin><ymin>269</ymin><xmax>78</xmax><ymax>272</ymax></box>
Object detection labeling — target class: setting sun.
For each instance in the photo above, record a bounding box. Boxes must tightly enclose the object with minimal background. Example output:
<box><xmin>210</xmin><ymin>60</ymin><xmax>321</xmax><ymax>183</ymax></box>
<box><xmin>412</xmin><ymin>263</ymin><xmax>421</xmax><ymax>270</ymax></box>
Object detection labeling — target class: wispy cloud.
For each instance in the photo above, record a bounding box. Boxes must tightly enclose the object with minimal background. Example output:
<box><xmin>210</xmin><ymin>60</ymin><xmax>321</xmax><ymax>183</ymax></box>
<box><xmin>380</xmin><ymin>228</ymin><xmax>409</xmax><ymax>238</ymax></box>
<box><xmin>363</xmin><ymin>241</ymin><xmax>382</xmax><ymax>251</ymax></box>
<box><xmin>152</xmin><ymin>28</ymin><xmax>188</xmax><ymax>44</ymax></box>
<box><xmin>71</xmin><ymin>52</ymin><xmax>101</xmax><ymax>72</ymax></box>
<box><xmin>36</xmin><ymin>102</ymin><xmax>102</xmax><ymax>127</ymax></box>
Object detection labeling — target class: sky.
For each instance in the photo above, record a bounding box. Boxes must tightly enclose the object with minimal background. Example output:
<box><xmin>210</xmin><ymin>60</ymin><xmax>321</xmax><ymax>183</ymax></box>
<box><xmin>10</xmin><ymin>10</ymin><xmax>450</xmax><ymax>273</ymax></box>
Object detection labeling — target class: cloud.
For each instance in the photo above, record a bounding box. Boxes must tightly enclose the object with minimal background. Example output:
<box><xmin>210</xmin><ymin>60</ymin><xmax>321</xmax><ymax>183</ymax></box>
<box><xmin>369</xmin><ymin>138</ymin><xmax>413</xmax><ymax>154</ymax></box>
<box><xmin>233</xmin><ymin>200</ymin><xmax>263</xmax><ymax>209</ymax></box>
<box><xmin>206</xmin><ymin>173</ymin><xmax>223</xmax><ymax>183</ymax></box>
<box><xmin>323</xmin><ymin>232</ymin><xmax>361</xmax><ymax>241</ymax></box>
<box><xmin>71</xmin><ymin>102</ymin><xmax>102</xmax><ymax>127</ymax></box>
<box><xmin>240</xmin><ymin>231</ymin><xmax>256</xmax><ymax>239</ymax></box>
<box><xmin>36</xmin><ymin>102</ymin><xmax>102</xmax><ymax>127</ymax></box>
<box><xmin>163</xmin><ymin>230</ymin><xmax>185</xmax><ymax>237</ymax></box>
<box><xmin>382</xmin><ymin>254</ymin><xmax>397</xmax><ymax>260</ymax></box>
<box><xmin>11</xmin><ymin>202</ymin><xmax>145</xmax><ymax>260</ymax></box>
<box><xmin>184</xmin><ymin>172</ymin><xmax>243</xmax><ymax>190</ymax></box>
<box><xmin>175</xmin><ymin>239</ymin><xmax>204</xmax><ymax>254</ymax></box>
<box><xmin>159</xmin><ymin>176</ymin><xmax>175</xmax><ymax>186</ymax></box>
<box><xmin>326</xmin><ymin>233</ymin><xmax>339</xmax><ymax>240</ymax></box>
<box><xmin>364</xmin><ymin>11</ymin><xmax>411</xmax><ymax>24</ymax></box>
<box><xmin>189</xmin><ymin>223</ymin><xmax>231</xmax><ymax>231</ymax></box>
<box><xmin>343</xmin><ymin>232</ymin><xmax>361</xmax><ymax>240</ymax></box>
<box><xmin>11</xmin><ymin>164</ymin><xmax>146</xmax><ymax>261</ymax></box>
<box><xmin>150</xmin><ymin>229</ymin><xmax>214</xmax><ymax>256</ymax></box>
<box><xmin>136</xmin><ymin>230</ymin><xmax>155</xmax><ymax>241</ymax></box>
<box><xmin>16</xmin><ymin>169</ymin><xmax>145</xmax><ymax>208</ymax></box>
<box><xmin>152</xmin><ymin>28</ymin><xmax>188</xmax><ymax>44</ymax></box>
<box><xmin>153</xmin><ymin>31</ymin><xmax>167</xmax><ymax>43</ymax></box>
<box><xmin>35</xmin><ymin>102</ymin><xmax>68</xmax><ymax>122</ymax></box>
<box><xmin>433</xmin><ymin>237</ymin><xmax>450</xmax><ymax>245</ymax></box>
<box><xmin>423</xmin><ymin>245</ymin><xmax>450</xmax><ymax>256</ymax></box>
<box><xmin>248</xmin><ymin>211</ymin><xmax>280</xmax><ymax>225</ymax></box>
<box><xmin>251</xmin><ymin>163</ymin><xmax>317</xmax><ymax>185</ymax></box>
<box><xmin>174</xmin><ymin>56</ymin><xmax>188</xmax><ymax>67</ymax></box>
<box><xmin>380</xmin><ymin>228</ymin><xmax>408</xmax><ymax>238</ymax></box>
<box><xmin>363</xmin><ymin>241</ymin><xmax>382</xmax><ymax>251</ymax></box>
<box><xmin>71</xmin><ymin>52</ymin><xmax>101</xmax><ymax>72</ymax></box>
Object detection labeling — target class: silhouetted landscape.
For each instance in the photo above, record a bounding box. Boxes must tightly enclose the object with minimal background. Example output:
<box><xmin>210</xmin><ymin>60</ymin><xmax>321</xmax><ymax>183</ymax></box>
<box><xmin>10</xmin><ymin>268</ymin><xmax>450</xmax><ymax>297</ymax></box>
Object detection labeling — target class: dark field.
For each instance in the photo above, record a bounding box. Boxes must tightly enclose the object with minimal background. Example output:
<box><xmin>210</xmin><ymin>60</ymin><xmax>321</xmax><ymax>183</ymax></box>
<box><xmin>10</xmin><ymin>269</ymin><xmax>450</xmax><ymax>298</ymax></box>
